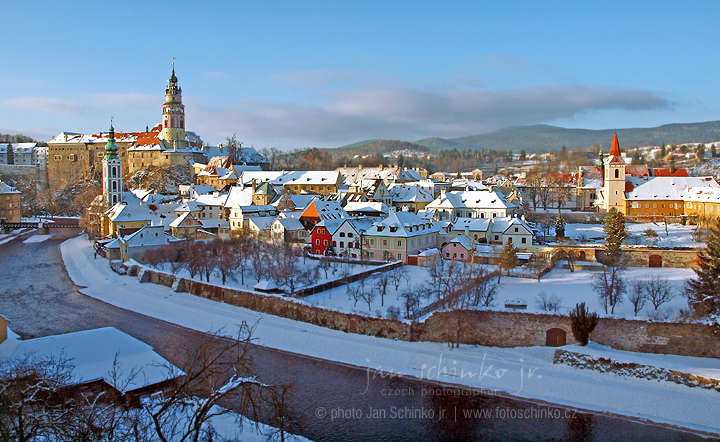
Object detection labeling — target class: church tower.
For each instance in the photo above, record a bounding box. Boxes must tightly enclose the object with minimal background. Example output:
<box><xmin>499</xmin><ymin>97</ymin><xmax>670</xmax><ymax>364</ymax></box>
<box><xmin>159</xmin><ymin>64</ymin><xmax>186</xmax><ymax>151</ymax></box>
<box><xmin>603</xmin><ymin>133</ymin><xmax>626</xmax><ymax>213</ymax></box>
<box><xmin>102</xmin><ymin>121</ymin><xmax>122</xmax><ymax>208</ymax></box>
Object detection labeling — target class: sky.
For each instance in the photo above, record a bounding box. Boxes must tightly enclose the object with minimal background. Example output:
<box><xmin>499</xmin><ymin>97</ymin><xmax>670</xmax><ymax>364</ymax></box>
<box><xmin>1</xmin><ymin>1</ymin><xmax>719</xmax><ymax>149</ymax></box>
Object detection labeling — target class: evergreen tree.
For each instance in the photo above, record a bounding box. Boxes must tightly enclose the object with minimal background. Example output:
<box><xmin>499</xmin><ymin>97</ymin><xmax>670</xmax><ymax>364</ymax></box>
<box><xmin>686</xmin><ymin>220</ymin><xmax>720</xmax><ymax>323</ymax></box>
<box><xmin>555</xmin><ymin>213</ymin><xmax>566</xmax><ymax>239</ymax></box>
<box><xmin>6</xmin><ymin>143</ymin><xmax>13</xmax><ymax>165</ymax></box>
<box><xmin>498</xmin><ymin>241</ymin><xmax>518</xmax><ymax>281</ymax></box>
<box><xmin>569</xmin><ymin>302</ymin><xmax>599</xmax><ymax>346</ymax></box>
<box><xmin>603</xmin><ymin>208</ymin><xmax>626</xmax><ymax>264</ymax></box>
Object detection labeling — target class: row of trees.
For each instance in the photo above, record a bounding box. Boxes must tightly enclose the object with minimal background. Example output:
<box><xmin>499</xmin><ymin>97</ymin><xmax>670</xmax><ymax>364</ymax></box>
<box><xmin>144</xmin><ymin>238</ymin><xmax>322</xmax><ymax>296</ymax></box>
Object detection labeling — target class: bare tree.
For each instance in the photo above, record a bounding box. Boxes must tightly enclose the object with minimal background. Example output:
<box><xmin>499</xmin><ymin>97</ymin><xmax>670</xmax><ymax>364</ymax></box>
<box><xmin>346</xmin><ymin>281</ymin><xmax>363</xmax><ymax>308</ymax></box>
<box><xmin>400</xmin><ymin>287</ymin><xmax>423</xmax><ymax>318</ymax></box>
<box><xmin>372</xmin><ymin>271</ymin><xmax>391</xmax><ymax>306</ymax></box>
<box><xmin>644</xmin><ymin>276</ymin><xmax>675</xmax><ymax>310</ymax></box>
<box><xmin>527</xmin><ymin>253</ymin><xmax>548</xmax><ymax>281</ymax></box>
<box><xmin>467</xmin><ymin>264</ymin><xmax>499</xmax><ymax>308</ymax></box>
<box><xmin>270</xmin><ymin>244</ymin><xmax>316</xmax><ymax>296</ymax></box>
<box><xmin>593</xmin><ymin>264</ymin><xmax>626</xmax><ymax>314</ymax></box>
<box><xmin>628</xmin><ymin>280</ymin><xmax>648</xmax><ymax>316</ymax></box>
<box><xmin>534</xmin><ymin>291</ymin><xmax>563</xmax><ymax>312</ymax></box>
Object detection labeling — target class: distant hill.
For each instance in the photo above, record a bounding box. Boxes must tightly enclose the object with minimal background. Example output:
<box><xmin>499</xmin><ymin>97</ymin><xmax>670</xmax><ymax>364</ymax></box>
<box><xmin>0</xmin><ymin>133</ymin><xmax>37</xmax><ymax>144</ymax></box>
<box><xmin>414</xmin><ymin>121</ymin><xmax>720</xmax><ymax>152</ymax></box>
<box><xmin>328</xmin><ymin>139</ymin><xmax>430</xmax><ymax>158</ymax></box>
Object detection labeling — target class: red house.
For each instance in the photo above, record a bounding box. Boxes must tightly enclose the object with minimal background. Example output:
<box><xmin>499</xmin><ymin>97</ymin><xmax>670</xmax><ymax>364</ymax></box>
<box><xmin>311</xmin><ymin>219</ymin><xmax>342</xmax><ymax>255</ymax></box>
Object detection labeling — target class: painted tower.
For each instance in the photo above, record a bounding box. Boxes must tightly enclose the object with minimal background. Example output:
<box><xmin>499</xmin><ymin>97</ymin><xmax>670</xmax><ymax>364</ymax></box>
<box><xmin>159</xmin><ymin>65</ymin><xmax>186</xmax><ymax>151</ymax></box>
<box><xmin>102</xmin><ymin>121</ymin><xmax>122</xmax><ymax>208</ymax></box>
<box><xmin>603</xmin><ymin>133</ymin><xmax>626</xmax><ymax>213</ymax></box>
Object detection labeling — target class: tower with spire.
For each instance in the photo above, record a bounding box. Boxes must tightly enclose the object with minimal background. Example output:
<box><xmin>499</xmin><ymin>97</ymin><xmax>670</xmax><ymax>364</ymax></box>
<box><xmin>102</xmin><ymin>120</ymin><xmax>123</xmax><ymax>209</ymax></box>
<box><xmin>603</xmin><ymin>133</ymin><xmax>626</xmax><ymax>213</ymax></box>
<box><xmin>159</xmin><ymin>64</ymin><xmax>186</xmax><ymax>151</ymax></box>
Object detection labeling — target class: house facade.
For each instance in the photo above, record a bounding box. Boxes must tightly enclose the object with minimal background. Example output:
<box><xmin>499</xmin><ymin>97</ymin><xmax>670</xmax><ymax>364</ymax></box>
<box><xmin>362</xmin><ymin>212</ymin><xmax>439</xmax><ymax>263</ymax></box>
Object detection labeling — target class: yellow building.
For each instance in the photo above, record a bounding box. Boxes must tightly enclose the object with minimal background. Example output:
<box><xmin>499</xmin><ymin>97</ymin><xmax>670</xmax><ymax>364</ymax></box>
<box><xmin>624</xmin><ymin>177</ymin><xmax>719</xmax><ymax>219</ymax></box>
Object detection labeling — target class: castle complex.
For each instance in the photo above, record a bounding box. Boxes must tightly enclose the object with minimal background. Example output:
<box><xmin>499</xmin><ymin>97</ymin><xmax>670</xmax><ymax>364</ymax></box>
<box><xmin>46</xmin><ymin>67</ymin><xmax>204</xmax><ymax>190</ymax></box>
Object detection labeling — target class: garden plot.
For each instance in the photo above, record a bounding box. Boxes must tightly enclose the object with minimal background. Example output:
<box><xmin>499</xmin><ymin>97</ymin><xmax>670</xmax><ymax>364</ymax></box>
<box><xmin>494</xmin><ymin>266</ymin><xmax>695</xmax><ymax>319</ymax></box>
<box><xmin>562</xmin><ymin>222</ymin><xmax>702</xmax><ymax>248</ymax></box>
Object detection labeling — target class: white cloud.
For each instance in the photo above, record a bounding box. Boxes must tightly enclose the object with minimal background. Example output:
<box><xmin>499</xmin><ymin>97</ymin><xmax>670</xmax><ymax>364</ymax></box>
<box><xmin>188</xmin><ymin>84</ymin><xmax>669</xmax><ymax>148</ymax></box>
<box><xmin>1</xmin><ymin>97</ymin><xmax>85</xmax><ymax>115</ymax></box>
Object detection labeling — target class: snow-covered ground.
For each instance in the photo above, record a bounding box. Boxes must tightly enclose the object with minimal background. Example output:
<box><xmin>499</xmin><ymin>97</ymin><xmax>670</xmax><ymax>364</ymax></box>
<box><xmin>23</xmin><ymin>234</ymin><xmax>54</xmax><ymax>244</ymax></box>
<box><xmin>0</xmin><ymin>229</ymin><xmax>35</xmax><ymax>246</ymax></box>
<box><xmin>61</xmin><ymin>234</ymin><xmax>720</xmax><ymax>435</ymax></box>
<box><xmin>151</xmin><ymin>258</ymin><xmax>383</xmax><ymax>295</ymax></box>
<box><xmin>496</xmin><ymin>266</ymin><xmax>693</xmax><ymax>319</ymax></box>
<box><xmin>563</xmin><ymin>222</ymin><xmax>702</xmax><ymax>248</ymax></box>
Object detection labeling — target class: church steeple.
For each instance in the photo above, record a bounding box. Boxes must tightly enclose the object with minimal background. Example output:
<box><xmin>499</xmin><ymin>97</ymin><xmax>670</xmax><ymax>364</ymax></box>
<box><xmin>102</xmin><ymin>119</ymin><xmax>123</xmax><ymax>208</ymax></box>
<box><xmin>104</xmin><ymin>119</ymin><xmax>119</xmax><ymax>160</ymax></box>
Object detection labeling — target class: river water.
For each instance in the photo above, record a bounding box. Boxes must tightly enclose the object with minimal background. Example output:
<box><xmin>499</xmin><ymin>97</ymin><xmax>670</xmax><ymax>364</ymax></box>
<box><xmin>0</xmin><ymin>229</ymin><xmax>712</xmax><ymax>441</ymax></box>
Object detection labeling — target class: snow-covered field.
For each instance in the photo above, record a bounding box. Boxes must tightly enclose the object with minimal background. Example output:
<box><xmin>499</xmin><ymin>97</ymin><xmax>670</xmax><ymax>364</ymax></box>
<box><xmin>496</xmin><ymin>266</ymin><xmax>693</xmax><ymax>319</ymax></box>
<box><xmin>148</xmin><ymin>258</ymin><xmax>384</xmax><ymax>295</ymax></box>
<box><xmin>60</xmin><ymin>234</ymin><xmax>720</xmax><ymax>435</ymax></box>
<box><xmin>563</xmin><ymin>222</ymin><xmax>702</xmax><ymax>248</ymax></box>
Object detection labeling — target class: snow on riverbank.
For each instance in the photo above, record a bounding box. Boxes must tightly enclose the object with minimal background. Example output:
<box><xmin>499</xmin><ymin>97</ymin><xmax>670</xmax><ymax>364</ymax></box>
<box><xmin>61</xmin><ymin>234</ymin><xmax>720</xmax><ymax>435</ymax></box>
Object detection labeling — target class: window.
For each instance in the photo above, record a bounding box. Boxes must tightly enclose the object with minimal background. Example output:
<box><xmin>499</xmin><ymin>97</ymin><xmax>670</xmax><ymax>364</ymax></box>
<box><xmin>323</xmin><ymin>240</ymin><xmax>328</xmax><ymax>245</ymax></box>
<box><xmin>521</xmin><ymin>237</ymin><xmax>526</xmax><ymax>244</ymax></box>
<box><xmin>340</xmin><ymin>232</ymin><xmax>345</xmax><ymax>237</ymax></box>
<box><xmin>453</xmin><ymin>253</ymin><xmax>457</xmax><ymax>258</ymax></box>
<box><xmin>397</xmin><ymin>240</ymin><xmax>402</xmax><ymax>247</ymax></box>
<box><xmin>495</xmin><ymin>235</ymin><xmax>499</xmax><ymax>241</ymax></box>
<box><xmin>316</xmin><ymin>239</ymin><xmax>320</xmax><ymax>245</ymax></box>
<box><xmin>397</xmin><ymin>253</ymin><xmax>401</xmax><ymax>260</ymax></box>
<box><xmin>340</xmin><ymin>241</ymin><xmax>344</xmax><ymax>248</ymax></box>
<box><xmin>332</xmin><ymin>241</ymin><xmax>336</xmax><ymax>247</ymax></box>
<box><xmin>614</xmin><ymin>169</ymin><xmax>619</xmax><ymax>178</ymax></box>
<box><xmin>446</xmin><ymin>253</ymin><xmax>450</xmax><ymax>257</ymax></box>
<box><xmin>514</xmin><ymin>227</ymin><xmax>518</xmax><ymax>232</ymax></box>
<box><xmin>460</xmin><ymin>253</ymin><xmax>464</xmax><ymax>258</ymax></box>
<box><xmin>347</xmin><ymin>232</ymin><xmax>353</xmax><ymax>238</ymax></box>
<box><xmin>382</xmin><ymin>239</ymin><xmax>388</xmax><ymax>246</ymax></box>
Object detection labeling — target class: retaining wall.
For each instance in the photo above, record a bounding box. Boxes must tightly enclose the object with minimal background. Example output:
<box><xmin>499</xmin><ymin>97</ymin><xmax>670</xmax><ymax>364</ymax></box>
<box><xmin>129</xmin><ymin>266</ymin><xmax>720</xmax><ymax>359</ymax></box>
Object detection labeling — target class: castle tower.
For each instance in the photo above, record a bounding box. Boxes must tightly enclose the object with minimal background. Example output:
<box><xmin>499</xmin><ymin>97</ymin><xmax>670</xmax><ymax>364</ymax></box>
<box><xmin>603</xmin><ymin>133</ymin><xmax>626</xmax><ymax>213</ymax></box>
<box><xmin>159</xmin><ymin>64</ymin><xmax>186</xmax><ymax>151</ymax></box>
<box><xmin>102</xmin><ymin>121</ymin><xmax>123</xmax><ymax>208</ymax></box>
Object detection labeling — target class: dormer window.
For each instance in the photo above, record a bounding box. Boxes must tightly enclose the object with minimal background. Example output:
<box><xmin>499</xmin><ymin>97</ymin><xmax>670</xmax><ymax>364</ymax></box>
<box><xmin>389</xmin><ymin>226</ymin><xmax>397</xmax><ymax>232</ymax></box>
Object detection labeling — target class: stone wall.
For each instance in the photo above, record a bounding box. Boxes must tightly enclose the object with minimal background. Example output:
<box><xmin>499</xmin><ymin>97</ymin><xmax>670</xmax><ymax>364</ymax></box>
<box><xmin>130</xmin><ymin>265</ymin><xmax>719</xmax><ymax>359</ymax></box>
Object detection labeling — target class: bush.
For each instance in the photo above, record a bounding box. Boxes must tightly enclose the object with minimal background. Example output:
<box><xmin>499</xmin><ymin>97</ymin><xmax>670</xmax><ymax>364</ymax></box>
<box><xmin>569</xmin><ymin>302</ymin><xmax>599</xmax><ymax>346</ymax></box>
<box><xmin>386</xmin><ymin>305</ymin><xmax>402</xmax><ymax>321</ymax></box>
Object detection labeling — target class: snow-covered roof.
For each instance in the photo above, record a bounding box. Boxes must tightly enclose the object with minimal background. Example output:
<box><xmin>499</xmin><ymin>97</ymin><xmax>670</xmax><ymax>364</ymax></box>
<box><xmin>169</xmin><ymin>211</ymin><xmax>201</xmax><ymax>228</ymax></box>
<box><xmin>1</xmin><ymin>327</ymin><xmax>178</xmax><ymax>393</ymax></box>
<box><xmin>490</xmin><ymin>217</ymin><xmax>532</xmax><ymax>234</ymax></box>
<box><xmin>388</xmin><ymin>184</ymin><xmax>434</xmax><ymax>203</ymax></box>
<box><xmin>626</xmin><ymin>176</ymin><xmax>719</xmax><ymax>201</ymax></box>
<box><xmin>0</xmin><ymin>181</ymin><xmax>20</xmax><ymax>194</ymax></box>
<box><xmin>683</xmin><ymin>186</ymin><xmax>720</xmax><ymax>203</ymax></box>
<box><xmin>224</xmin><ymin>187</ymin><xmax>254</xmax><ymax>208</ymax></box>
<box><xmin>367</xmin><ymin>212</ymin><xmax>439</xmax><ymax>238</ymax></box>
<box><xmin>426</xmin><ymin>190</ymin><xmax>517</xmax><ymax>210</ymax></box>
<box><xmin>315</xmin><ymin>218</ymin><xmax>345</xmax><ymax>235</ymax></box>
<box><xmin>451</xmin><ymin>217</ymin><xmax>492</xmax><ymax>232</ymax></box>
<box><xmin>239</xmin><ymin>170</ymin><xmax>341</xmax><ymax>187</ymax></box>
<box><xmin>273</xmin><ymin>217</ymin><xmax>305</xmax><ymax>231</ymax></box>
<box><xmin>447</xmin><ymin>236</ymin><xmax>476</xmax><ymax>250</ymax></box>
<box><xmin>418</xmin><ymin>247</ymin><xmax>440</xmax><ymax>256</ymax></box>
<box><xmin>247</xmin><ymin>216</ymin><xmax>276</xmax><ymax>231</ymax></box>
<box><xmin>343</xmin><ymin>201</ymin><xmax>389</xmax><ymax>215</ymax></box>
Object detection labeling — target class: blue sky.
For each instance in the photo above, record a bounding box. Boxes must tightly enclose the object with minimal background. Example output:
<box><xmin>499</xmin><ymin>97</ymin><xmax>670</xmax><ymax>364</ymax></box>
<box><xmin>1</xmin><ymin>1</ymin><xmax>719</xmax><ymax>149</ymax></box>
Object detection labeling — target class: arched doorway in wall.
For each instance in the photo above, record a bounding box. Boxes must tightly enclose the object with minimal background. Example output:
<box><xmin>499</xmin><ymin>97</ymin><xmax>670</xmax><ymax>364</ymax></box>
<box><xmin>545</xmin><ymin>327</ymin><xmax>567</xmax><ymax>347</ymax></box>
<box><xmin>649</xmin><ymin>254</ymin><xmax>662</xmax><ymax>267</ymax></box>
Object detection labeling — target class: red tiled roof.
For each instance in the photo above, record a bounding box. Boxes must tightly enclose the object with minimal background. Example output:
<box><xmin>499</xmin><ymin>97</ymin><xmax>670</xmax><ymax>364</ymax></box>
<box><xmin>652</xmin><ymin>168</ymin><xmax>689</xmax><ymax>177</ymax></box>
